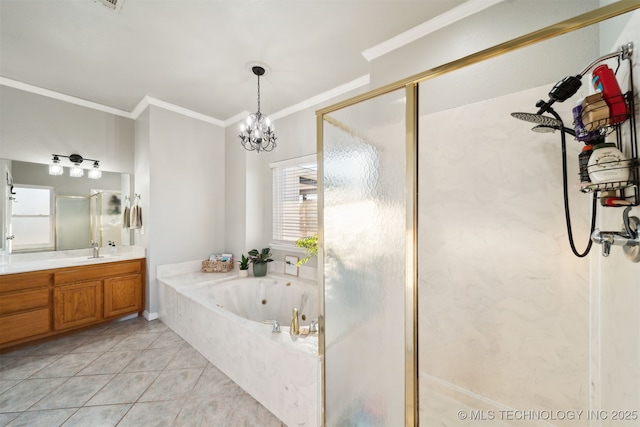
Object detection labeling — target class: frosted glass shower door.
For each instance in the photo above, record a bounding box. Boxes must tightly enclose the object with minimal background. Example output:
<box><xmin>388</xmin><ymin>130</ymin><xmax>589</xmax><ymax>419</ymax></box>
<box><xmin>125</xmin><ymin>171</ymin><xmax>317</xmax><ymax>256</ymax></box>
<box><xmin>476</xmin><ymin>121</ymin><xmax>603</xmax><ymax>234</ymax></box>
<box><xmin>322</xmin><ymin>88</ymin><xmax>411</xmax><ymax>426</ymax></box>
<box><xmin>55</xmin><ymin>196</ymin><xmax>91</xmax><ymax>250</ymax></box>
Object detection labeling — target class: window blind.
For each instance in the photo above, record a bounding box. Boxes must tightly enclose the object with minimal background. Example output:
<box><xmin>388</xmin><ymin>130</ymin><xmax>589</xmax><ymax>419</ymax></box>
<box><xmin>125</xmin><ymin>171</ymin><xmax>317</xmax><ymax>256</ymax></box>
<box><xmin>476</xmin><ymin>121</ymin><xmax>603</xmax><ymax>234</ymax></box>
<box><xmin>272</xmin><ymin>162</ymin><xmax>317</xmax><ymax>243</ymax></box>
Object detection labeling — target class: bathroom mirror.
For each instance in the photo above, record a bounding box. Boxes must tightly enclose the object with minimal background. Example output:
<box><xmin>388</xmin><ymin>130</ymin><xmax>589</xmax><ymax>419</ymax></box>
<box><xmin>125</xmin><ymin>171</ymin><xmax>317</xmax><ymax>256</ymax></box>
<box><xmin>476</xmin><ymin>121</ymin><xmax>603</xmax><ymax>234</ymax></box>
<box><xmin>1</xmin><ymin>158</ymin><xmax>132</xmax><ymax>253</ymax></box>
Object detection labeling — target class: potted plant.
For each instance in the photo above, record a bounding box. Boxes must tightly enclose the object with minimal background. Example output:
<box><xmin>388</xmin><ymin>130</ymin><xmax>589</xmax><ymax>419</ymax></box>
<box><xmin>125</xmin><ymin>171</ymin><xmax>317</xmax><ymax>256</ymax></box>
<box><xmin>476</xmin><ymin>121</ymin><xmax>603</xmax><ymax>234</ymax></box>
<box><xmin>238</xmin><ymin>254</ymin><xmax>250</xmax><ymax>277</ymax></box>
<box><xmin>295</xmin><ymin>234</ymin><xmax>318</xmax><ymax>266</ymax></box>
<box><xmin>248</xmin><ymin>248</ymin><xmax>273</xmax><ymax>277</ymax></box>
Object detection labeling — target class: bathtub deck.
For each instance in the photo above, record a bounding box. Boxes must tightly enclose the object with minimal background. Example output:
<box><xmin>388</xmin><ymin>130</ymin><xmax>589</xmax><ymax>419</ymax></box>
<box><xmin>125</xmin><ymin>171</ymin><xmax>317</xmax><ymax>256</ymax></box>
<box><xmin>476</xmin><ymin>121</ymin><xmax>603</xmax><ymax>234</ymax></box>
<box><xmin>158</xmin><ymin>263</ymin><xmax>320</xmax><ymax>427</ymax></box>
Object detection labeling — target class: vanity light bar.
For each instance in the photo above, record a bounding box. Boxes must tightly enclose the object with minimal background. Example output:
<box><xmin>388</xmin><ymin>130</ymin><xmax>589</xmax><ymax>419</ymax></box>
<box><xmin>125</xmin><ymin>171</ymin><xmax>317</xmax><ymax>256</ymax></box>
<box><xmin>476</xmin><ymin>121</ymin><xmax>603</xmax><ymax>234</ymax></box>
<box><xmin>49</xmin><ymin>153</ymin><xmax>101</xmax><ymax>179</ymax></box>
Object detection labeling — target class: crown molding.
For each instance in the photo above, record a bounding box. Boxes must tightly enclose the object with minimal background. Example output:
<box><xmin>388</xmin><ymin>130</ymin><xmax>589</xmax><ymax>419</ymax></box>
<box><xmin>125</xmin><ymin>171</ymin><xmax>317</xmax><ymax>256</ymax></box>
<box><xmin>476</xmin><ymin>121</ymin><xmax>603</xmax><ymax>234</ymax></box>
<box><xmin>0</xmin><ymin>76</ymin><xmax>133</xmax><ymax>118</ymax></box>
<box><xmin>132</xmin><ymin>96</ymin><xmax>225</xmax><ymax>126</ymax></box>
<box><xmin>362</xmin><ymin>0</ymin><xmax>505</xmax><ymax>62</ymax></box>
<box><xmin>2</xmin><ymin>75</ymin><xmax>366</xmax><ymax>128</ymax></box>
<box><xmin>269</xmin><ymin>75</ymin><xmax>370</xmax><ymax>122</ymax></box>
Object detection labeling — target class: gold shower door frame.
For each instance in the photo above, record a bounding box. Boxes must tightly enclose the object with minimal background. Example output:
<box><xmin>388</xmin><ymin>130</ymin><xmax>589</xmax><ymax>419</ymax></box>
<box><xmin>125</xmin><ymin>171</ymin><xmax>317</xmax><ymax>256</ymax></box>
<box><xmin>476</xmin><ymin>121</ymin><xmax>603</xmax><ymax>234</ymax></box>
<box><xmin>315</xmin><ymin>1</ymin><xmax>639</xmax><ymax>426</ymax></box>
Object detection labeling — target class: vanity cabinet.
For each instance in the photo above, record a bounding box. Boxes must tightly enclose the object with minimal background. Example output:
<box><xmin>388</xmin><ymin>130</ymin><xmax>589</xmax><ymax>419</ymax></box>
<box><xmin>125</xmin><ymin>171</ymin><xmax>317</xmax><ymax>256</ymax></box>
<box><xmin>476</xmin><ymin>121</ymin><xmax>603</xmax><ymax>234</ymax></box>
<box><xmin>0</xmin><ymin>258</ymin><xmax>145</xmax><ymax>349</ymax></box>
<box><xmin>0</xmin><ymin>271</ymin><xmax>52</xmax><ymax>346</ymax></box>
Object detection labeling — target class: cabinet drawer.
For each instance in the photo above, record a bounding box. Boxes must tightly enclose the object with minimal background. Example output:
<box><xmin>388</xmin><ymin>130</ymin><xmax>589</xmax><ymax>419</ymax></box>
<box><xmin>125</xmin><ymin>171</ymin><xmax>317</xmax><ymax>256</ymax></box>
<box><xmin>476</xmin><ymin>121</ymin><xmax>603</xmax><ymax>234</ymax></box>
<box><xmin>54</xmin><ymin>260</ymin><xmax>143</xmax><ymax>285</ymax></box>
<box><xmin>0</xmin><ymin>288</ymin><xmax>50</xmax><ymax>315</ymax></box>
<box><xmin>0</xmin><ymin>308</ymin><xmax>51</xmax><ymax>345</ymax></box>
<box><xmin>0</xmin><ymin>271</ymin><xmax>52</xmax><ymax>293</ymax></box>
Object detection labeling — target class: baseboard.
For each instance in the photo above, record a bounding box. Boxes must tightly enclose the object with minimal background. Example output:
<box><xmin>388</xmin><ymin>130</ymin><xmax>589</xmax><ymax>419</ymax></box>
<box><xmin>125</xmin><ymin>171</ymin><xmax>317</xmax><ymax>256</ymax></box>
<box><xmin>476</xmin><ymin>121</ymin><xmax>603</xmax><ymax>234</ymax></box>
<box><xmin>143</xmin><ymin>310</ymin><xmax>159</xmax><ymax>321</ymax></box>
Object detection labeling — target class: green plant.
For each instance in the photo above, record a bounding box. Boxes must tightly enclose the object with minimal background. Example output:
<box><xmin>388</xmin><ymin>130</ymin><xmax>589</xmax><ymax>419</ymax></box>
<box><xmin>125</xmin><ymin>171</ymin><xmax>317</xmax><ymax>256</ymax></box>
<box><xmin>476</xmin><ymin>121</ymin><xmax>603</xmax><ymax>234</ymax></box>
<box><xmin>238</xmin><ymin>254</ymin><xmax>250</xmax><ymax>270</ymax></box>
<box><xmin>295</xmin><ymin>234</ymin><xmax>318</xmax><ymax>266</ymax></box>
<box><xmin>248</xmin><ymin>248</ymin><xmax>273</xmax><ymax>264</ymax></box>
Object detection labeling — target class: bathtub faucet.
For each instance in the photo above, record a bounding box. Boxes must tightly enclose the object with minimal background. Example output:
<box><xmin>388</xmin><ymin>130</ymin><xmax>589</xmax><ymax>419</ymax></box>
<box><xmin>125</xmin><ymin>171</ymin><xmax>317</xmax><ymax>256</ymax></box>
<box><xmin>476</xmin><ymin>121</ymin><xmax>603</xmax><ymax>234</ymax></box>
<box><xmin>291</xmin><ymin>308</ymin><xmax>299</xmax><ymax>336</ymax></box>
<box><xmin>263</xmin><ymin>320</ymin><xmax>281</xmax><ymax>333</ymax></box>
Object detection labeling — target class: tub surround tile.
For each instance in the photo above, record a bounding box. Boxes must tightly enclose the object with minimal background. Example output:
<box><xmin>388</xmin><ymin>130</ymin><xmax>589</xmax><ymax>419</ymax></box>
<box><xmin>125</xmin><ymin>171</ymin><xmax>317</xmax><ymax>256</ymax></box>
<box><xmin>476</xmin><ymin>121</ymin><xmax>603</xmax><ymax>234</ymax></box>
<box><xmin>61</xmin><ymin>404</ymin><xmax>131</xmax><ymax>427</ymax></box>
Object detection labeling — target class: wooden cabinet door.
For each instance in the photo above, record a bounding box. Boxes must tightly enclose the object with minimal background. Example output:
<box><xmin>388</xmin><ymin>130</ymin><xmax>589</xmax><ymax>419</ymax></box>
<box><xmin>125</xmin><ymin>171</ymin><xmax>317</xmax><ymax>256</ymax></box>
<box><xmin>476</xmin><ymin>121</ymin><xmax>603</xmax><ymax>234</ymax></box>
<box><xmin>104</xmin><ymin>274</ymin><xmax>142</xmax><ymax>318</ymax></box>
<box><xmin>53</xmin><ymin>281</ymin><xmax>102</xmax><ymax>331</ymax></box>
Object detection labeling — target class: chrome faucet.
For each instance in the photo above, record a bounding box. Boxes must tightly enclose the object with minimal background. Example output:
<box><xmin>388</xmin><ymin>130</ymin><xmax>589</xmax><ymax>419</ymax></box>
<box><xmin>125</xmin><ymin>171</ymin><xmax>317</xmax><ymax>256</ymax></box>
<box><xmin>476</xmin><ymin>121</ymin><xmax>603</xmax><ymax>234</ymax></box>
<box><xmin>90</xmin><ymin>241</ymin><xmax>100</xmax><ymax>258</ymax></box>
<box><xmin>591</xmin><ymin>207</ymin><xmax>640</xmax><ymax>262</ymax></box>
<box><xmin>309</xmin><ymin>320</ymin><xmax>318</xmax><ymax>333</ymax></box>
<box><xmin>291</xmin><ymin>308</ymin><xmax>300</xmax><ymax>336</ymax></box>
<box><xmin>263</xmin><ymin>320</ymin><xmax>281</xmax><ymax>333</ymax></box>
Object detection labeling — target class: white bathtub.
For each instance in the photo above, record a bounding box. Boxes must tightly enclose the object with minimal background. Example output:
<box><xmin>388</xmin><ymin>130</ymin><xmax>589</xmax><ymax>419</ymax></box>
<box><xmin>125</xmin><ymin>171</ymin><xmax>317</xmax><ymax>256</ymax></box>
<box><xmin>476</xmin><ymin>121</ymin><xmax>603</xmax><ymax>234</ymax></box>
<box><xmin>158</xmin><ymin>270</ymin><xmax>320</xmax><ymax>427</ymax></box>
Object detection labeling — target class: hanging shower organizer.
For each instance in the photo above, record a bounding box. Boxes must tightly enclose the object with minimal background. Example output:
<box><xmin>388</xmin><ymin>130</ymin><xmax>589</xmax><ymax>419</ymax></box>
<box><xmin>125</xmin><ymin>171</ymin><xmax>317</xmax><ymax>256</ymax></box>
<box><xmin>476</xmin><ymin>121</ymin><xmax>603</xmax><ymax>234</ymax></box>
<box><xmin>577</xmin><ymin>50</ymin><xmax>638</xmax><ymax>207</ymax></box>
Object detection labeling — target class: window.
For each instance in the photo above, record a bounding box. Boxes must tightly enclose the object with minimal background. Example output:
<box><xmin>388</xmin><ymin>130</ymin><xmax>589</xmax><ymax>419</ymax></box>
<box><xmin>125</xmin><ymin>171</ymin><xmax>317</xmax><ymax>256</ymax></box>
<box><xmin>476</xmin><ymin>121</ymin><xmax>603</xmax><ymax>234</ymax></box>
<box><xmin>271</xmin><ymin>155</ymin><xmax>317</xmax><ymax>244</ymax></box>
<box><xmin>11</xmin><ymin>185</ymin><xmax>54</xmax><ymax>251</ymax></box>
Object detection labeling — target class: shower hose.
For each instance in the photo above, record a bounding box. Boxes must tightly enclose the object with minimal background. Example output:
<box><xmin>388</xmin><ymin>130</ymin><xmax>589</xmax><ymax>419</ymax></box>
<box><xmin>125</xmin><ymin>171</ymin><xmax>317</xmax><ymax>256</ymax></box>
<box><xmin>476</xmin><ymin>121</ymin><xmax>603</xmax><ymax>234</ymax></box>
<box><xmin>549</xmin><ymin>108</ymin><xmax>597</xmax><ymax>257</ymax></box>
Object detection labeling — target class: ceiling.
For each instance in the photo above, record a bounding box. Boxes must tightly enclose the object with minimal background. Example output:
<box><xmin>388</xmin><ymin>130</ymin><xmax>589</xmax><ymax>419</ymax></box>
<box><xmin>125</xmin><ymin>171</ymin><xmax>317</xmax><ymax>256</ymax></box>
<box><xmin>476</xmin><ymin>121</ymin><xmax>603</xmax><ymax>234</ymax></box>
<box><xmin>0</xmin><ymin>0</ymin><xmax>470</xmax><ymax>124</ymax></box>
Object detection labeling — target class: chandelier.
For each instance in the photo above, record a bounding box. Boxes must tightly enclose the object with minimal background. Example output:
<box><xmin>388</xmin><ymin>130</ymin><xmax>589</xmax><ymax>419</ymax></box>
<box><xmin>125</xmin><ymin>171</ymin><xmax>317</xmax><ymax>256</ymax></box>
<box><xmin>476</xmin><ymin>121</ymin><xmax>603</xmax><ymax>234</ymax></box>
<box><xmin>238</xmin><ymin>66</ymin><xmax>277</xmax><ymax>153</ymax></box>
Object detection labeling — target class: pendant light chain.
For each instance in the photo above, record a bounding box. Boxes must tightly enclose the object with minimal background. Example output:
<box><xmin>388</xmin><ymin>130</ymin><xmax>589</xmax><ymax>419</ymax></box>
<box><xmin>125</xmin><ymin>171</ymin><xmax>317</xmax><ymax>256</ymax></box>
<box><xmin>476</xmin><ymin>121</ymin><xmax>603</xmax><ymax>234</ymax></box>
<box><xmin>256</xmin><ymin>73</ymin><xmax>261</xmax><ymax>114</ymax></box>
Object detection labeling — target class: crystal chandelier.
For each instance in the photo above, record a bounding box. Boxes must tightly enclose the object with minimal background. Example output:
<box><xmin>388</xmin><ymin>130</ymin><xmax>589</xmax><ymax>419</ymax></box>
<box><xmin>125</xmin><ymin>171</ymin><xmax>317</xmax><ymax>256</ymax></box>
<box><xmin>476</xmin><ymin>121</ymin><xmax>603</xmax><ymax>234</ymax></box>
<box><xmin>238</xmin><ymin>66</ymin><xmax>277</xmax><ymax>153</ymax></box>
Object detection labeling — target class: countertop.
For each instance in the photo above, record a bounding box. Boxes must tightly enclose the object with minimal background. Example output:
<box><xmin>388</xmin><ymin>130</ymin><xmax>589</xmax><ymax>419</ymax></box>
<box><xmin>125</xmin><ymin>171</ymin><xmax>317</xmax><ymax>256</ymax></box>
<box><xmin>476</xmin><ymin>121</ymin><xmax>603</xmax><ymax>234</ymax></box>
<box><xmin>0</xmin><ymin>246</ymin><xmax>147</xmax><ymax>275</ymax></box>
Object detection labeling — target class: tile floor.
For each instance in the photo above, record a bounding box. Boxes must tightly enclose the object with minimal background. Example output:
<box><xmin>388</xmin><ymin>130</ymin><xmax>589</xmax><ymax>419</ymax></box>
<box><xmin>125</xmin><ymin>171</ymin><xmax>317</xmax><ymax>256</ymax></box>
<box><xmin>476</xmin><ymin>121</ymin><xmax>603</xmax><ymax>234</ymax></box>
<box><xmin>0</xmin><ymin>317</ymin><xmax>284</xmax><ymax>426</ymax></box>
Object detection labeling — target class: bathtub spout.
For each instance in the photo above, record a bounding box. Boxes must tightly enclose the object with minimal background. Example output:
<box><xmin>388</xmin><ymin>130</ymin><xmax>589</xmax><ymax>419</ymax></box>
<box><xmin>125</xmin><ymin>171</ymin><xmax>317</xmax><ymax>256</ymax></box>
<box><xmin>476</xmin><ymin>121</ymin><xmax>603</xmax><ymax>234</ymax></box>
<box><xmin>263</xmin><ymin>320</ymin><xmax>281</xmax><ymax>333</ymax></box>
<box><xmin>291</xmin><ymin>308</ymin><xmax>300</xmax><ymax>335</ymax></box>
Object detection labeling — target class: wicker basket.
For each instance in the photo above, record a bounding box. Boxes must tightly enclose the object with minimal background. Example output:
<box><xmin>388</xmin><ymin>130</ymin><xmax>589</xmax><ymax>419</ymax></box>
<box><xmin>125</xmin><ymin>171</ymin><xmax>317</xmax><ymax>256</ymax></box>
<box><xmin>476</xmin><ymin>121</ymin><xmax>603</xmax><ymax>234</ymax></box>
<box><xmin>201</xmin><ymin>257</ymin><xmax>234</xmax><ymax>273</ymax></box>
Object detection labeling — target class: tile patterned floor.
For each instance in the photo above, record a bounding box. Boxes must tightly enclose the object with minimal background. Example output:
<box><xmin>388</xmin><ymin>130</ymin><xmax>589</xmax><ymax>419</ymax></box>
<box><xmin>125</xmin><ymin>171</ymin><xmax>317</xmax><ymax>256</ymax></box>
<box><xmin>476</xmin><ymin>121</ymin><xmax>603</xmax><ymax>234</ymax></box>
<box><xmin>0</xmin><ymin>317</ymin><xmax>284</xmax><ymax>426</ymax></box>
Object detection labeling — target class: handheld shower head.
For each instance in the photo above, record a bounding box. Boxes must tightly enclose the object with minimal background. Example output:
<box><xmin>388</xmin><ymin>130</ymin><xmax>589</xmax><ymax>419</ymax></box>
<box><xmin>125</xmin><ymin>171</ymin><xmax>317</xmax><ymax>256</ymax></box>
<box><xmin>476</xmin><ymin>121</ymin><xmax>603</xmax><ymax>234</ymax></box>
<box><xmin>511</xmin><ymin>112</ymin><xmax>562</xmax><ymax>128</ymax></box>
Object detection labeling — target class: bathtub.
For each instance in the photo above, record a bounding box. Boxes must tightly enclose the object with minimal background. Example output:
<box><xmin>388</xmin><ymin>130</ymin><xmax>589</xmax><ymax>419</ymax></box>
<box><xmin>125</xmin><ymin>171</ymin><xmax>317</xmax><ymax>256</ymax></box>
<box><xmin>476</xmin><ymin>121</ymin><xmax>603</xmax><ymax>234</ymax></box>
<box><xmin>158</xmin><ymin>270</ymin><xmax>320</xmax><ymax>427</ymax></box>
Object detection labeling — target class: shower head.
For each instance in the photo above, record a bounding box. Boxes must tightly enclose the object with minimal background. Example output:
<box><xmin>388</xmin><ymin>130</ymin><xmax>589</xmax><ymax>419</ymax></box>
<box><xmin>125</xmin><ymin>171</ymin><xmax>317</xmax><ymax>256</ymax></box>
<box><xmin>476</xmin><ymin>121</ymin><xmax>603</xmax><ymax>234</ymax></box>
<box><xmin>531</xmin><ymin>125</ymin><xmax>557</xmax><ymax>133</ymax></box>
<box><xmin>511</xmin><ymin>112</ymin><xmax>562</xmax><ymax>128</ymax></box>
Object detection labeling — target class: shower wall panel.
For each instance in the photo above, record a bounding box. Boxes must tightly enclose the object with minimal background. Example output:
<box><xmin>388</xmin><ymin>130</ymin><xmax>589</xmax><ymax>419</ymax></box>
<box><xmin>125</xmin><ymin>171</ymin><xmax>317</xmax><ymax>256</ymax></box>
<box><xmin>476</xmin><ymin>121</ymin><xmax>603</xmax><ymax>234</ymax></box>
<box><xmin>417</xmin><ymin>80</ymin><xmax>592</xmax><ymax>426</ymax></box>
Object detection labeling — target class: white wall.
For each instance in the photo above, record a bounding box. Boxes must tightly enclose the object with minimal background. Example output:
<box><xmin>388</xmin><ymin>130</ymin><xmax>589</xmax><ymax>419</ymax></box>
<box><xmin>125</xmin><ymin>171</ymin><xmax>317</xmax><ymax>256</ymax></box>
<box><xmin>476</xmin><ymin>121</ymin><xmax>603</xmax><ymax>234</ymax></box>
<box><xmin>139</xmin><ymin>105</ymin><xmax>226</xmax><ymax>316</ymax></box>
<box><xmin>0</xmin><ymin>86</ymin><xmax>134</xmax><ymax>173</ymax></box>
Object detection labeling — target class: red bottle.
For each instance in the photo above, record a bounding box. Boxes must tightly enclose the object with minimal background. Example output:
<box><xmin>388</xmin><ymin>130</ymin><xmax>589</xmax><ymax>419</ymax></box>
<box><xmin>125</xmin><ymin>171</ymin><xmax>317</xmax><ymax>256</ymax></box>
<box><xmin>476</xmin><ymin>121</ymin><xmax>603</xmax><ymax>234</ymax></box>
<box><xmin>592</xmin><ymin>64</ymin><xmax>629</xmax><ymax>125</ymax></box>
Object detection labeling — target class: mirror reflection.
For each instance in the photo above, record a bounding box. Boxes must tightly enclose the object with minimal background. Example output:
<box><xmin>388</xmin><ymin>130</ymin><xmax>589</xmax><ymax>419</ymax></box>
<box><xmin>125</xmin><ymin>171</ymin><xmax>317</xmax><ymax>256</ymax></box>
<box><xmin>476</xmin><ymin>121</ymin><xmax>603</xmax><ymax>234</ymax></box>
<box><xmin>1</xmin><ymin>159</ymin><xmax>132</xmax><ymax>253</ymax></box>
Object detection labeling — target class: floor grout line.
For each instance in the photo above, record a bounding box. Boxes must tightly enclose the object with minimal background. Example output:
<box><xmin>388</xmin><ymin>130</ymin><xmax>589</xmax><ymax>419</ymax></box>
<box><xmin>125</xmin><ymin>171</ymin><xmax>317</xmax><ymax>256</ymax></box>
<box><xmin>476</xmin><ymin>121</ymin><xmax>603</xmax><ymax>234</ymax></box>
<box><xmin>0</xmin><ymin>317</ymin><xmax>285</xmax><ymax>426</ymax></box>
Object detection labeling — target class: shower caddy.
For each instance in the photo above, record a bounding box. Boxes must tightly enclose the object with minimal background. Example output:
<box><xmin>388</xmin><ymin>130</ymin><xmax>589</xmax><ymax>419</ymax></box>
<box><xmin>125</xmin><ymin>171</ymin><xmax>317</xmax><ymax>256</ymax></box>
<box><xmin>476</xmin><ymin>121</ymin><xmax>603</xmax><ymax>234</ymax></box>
<box><xmin>577</xmin><ymin>45</ymin><xmax>638</xmax><ymax>207</ymax></box>
<box><xmin>512</xmin><ymin>42</ymin><xmax>639</xmax><ymax>261</ymax></box>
